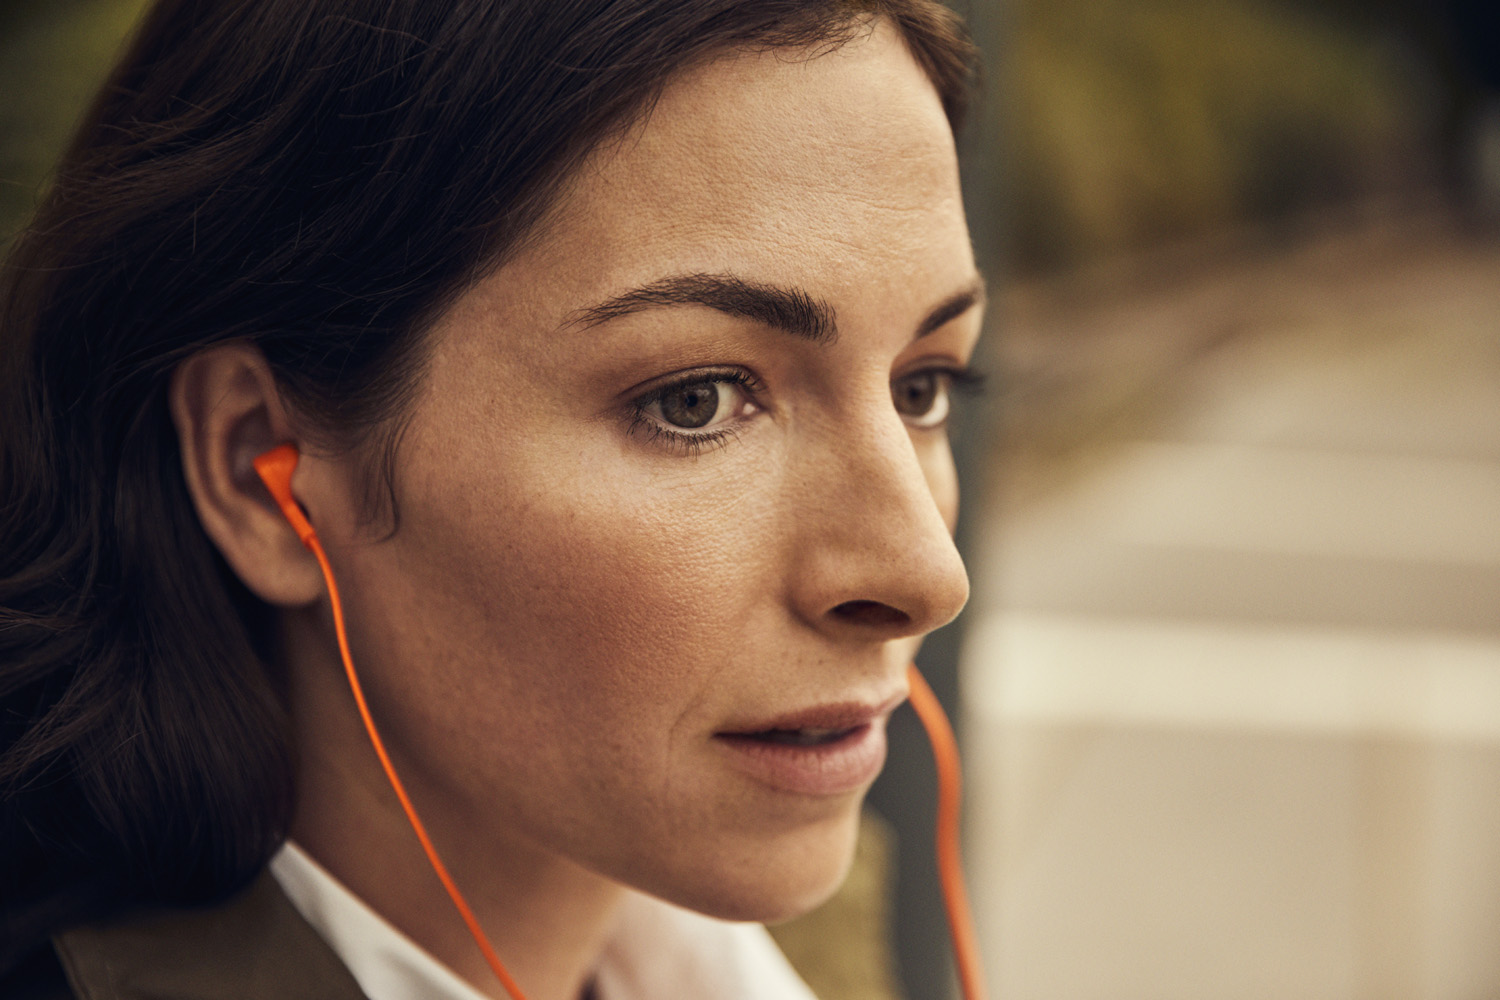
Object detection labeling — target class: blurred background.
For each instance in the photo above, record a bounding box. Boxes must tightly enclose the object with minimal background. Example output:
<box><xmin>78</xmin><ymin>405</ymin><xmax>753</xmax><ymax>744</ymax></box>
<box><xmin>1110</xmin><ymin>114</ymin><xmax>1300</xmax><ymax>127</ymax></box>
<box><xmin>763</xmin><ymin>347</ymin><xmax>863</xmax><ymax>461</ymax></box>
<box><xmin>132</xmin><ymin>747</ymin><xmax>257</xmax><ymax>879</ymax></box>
<box><xmin>954</xmin><ymin>2</ymin><xmax>1500</xmax><ymax>1000</ymax></box>
<box><xmin>3</xmin><ymin>1</ymin><xmax>1497</xmax><ymax>998</ymax></box>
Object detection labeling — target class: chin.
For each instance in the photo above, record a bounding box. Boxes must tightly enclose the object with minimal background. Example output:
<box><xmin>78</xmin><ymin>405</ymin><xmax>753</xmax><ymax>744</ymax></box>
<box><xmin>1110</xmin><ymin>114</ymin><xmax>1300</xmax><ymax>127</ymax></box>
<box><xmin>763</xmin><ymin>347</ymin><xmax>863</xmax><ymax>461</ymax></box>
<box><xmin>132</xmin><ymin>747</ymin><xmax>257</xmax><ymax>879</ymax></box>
<box><xmin>645</xmin><ymin>803</ymin><xmax>864</xmax><ymax>924</ymax></box>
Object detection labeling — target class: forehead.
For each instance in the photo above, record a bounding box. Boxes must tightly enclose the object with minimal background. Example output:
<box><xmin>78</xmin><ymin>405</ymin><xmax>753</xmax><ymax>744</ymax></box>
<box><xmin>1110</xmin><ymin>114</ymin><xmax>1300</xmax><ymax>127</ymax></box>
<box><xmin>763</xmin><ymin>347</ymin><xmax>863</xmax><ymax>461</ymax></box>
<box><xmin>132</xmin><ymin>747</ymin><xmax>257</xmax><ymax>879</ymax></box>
<box><xmin>517</xmin><ymin>19</ymin><xmax>971</xmax><ymax>310</ymax></box>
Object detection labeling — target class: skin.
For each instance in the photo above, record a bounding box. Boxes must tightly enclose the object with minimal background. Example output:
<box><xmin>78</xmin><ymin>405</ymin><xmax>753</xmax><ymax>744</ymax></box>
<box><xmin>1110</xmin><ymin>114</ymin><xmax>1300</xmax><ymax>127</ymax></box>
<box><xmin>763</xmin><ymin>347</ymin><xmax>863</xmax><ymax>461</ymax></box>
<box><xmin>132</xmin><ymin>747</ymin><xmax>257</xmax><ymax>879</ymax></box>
<box><xmin>172</xmin><ymin>19</ymin><xmax>981</xmax><ymax>1000</ymax></box>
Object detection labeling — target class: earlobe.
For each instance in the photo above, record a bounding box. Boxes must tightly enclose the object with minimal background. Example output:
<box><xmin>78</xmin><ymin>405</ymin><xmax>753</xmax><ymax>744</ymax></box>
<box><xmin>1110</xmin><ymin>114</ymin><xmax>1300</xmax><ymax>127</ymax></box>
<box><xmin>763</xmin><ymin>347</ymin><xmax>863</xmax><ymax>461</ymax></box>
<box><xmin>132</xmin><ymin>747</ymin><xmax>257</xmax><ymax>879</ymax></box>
<box><xmin>168</xmin><ymin>344</ymin><xmax>325</xmax><ymax>607</ymax></box>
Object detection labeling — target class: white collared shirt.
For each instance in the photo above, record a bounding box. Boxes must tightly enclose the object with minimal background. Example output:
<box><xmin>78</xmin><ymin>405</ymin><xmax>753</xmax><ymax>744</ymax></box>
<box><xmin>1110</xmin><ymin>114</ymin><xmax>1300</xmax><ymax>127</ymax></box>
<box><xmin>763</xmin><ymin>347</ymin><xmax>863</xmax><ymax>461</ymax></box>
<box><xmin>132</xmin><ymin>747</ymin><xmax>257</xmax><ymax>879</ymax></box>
<box><xmin>268</xmin><ymin>842</ymin><xmax>818</xmax><ymax>1000</ymax></box>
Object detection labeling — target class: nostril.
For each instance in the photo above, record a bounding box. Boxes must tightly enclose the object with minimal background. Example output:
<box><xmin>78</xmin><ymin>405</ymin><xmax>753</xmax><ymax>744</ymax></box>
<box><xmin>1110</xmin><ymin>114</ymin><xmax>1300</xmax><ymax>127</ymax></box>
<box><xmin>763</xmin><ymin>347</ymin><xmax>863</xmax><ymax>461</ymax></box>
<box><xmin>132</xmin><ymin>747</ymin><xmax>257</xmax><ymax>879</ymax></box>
<box><xmin>831</xmin><ymin>599</ymin><xmax>911</xmax><ymax>629</ymax></box>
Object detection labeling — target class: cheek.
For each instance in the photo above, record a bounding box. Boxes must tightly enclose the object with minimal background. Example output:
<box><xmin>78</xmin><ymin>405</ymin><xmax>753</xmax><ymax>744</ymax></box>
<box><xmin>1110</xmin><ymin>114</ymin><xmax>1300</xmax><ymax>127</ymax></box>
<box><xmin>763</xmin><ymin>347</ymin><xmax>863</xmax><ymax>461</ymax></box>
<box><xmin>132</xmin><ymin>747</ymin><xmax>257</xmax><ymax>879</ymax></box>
<box><xmin>383</xmin><ymin>443</ymin><xmax>784</xmax><ymax>766</ymax></box>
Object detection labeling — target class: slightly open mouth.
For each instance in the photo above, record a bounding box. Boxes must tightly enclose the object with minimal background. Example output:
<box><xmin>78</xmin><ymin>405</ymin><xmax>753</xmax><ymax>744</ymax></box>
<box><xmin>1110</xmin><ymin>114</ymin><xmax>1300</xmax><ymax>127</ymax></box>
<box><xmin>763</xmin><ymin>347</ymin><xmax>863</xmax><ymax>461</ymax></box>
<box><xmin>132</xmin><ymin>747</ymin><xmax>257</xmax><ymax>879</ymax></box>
<box><xmin>729</xmin><ymin>725</ymin><xmax>861</xmax><ymax>748</ymax></box>
<box><xmin>716</xmin><ymin>718</ymin><xmax>887</xmax><ymax>794</ymax></box>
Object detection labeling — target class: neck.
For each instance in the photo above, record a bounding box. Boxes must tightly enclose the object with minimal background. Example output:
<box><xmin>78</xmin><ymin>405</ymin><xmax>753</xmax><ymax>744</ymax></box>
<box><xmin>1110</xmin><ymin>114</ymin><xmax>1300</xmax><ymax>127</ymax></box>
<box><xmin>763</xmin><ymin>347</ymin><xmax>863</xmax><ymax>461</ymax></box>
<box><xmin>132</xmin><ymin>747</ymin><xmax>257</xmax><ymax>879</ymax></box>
<box><xmin>285</xmin><ymin>625</ymin><xmax>625</xmax><ymax>1000</ymax></box>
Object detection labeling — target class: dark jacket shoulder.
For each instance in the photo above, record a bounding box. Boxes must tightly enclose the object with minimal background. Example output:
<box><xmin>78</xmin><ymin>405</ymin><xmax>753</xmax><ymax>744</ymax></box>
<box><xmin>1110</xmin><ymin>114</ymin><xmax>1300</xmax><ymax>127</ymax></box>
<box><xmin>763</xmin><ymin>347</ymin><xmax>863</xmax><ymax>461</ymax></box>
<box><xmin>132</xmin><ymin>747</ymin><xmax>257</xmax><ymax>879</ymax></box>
<box><xmin>0</xmin><ymin>941</ymin><xmax>70</xmax><ymax>1000</ymax></box>
<box><xmin>35</xmin><ymin>873</ymin><xmax>368</xmax><ymax>1000</ymax></box>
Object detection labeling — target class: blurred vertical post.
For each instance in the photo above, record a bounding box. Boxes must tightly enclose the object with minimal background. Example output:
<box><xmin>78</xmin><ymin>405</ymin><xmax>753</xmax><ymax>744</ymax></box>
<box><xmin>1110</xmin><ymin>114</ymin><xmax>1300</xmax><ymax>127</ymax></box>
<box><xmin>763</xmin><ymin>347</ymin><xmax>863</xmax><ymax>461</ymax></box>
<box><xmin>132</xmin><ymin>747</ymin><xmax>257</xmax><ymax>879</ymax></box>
<box><xmin>865</xmin><ymin>2</ymin><xmax>1007</xmax><ymax>998</ymax></box>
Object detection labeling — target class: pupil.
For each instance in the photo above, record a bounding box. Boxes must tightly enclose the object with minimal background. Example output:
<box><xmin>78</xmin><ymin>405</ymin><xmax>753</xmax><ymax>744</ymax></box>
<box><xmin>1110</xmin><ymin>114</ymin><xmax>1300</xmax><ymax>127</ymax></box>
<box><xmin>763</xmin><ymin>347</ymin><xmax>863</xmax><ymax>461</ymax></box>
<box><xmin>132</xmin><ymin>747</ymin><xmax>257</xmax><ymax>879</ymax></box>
<box><xmin>894</xmin><ymin>372</ymin><xmax>937</xmax><ymax>415</ymax></box>
<box><xmin>660</xmin><ymin>383</ymin><xmax>720</xmax><ymax>428</ymax></box>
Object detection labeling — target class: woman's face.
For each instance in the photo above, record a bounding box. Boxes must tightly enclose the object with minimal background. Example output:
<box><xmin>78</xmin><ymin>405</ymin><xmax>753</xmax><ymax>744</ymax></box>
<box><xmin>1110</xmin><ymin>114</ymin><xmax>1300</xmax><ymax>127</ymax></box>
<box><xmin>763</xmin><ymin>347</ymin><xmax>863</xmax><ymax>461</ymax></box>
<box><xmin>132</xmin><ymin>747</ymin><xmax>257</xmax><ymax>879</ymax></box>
<box><xmin>313</xmin><ymin>21</ymin><xmax>980</xmax><ymax>921</ymax></box>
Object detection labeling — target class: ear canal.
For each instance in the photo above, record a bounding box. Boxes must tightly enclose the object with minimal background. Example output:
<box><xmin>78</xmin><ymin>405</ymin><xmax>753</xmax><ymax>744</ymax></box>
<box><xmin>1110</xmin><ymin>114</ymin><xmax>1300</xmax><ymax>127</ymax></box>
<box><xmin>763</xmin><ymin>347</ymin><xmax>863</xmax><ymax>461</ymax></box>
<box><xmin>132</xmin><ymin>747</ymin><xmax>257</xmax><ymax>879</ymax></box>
<box><xmin>252</xmin><ymin>444</ymin><xmax>317</xmax><ymax>548</ymax></box>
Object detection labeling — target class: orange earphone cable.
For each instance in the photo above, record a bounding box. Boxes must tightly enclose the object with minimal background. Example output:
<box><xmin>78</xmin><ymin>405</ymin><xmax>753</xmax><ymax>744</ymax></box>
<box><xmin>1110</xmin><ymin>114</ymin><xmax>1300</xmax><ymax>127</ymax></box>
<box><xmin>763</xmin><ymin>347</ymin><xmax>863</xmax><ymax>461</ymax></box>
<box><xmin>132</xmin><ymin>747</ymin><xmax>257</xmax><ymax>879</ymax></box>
<box><xmin>253</xmin><ymin>446</ymin><xmax>532</xmax><ymax>1000</ymax></box>
<box><xmin>907</xmin><ymin>663</ymin><xmax>988</xmax><ymax>1000</ymax></box>
<box><xmin>309</xmin><ymin>534</ymin><xmax>531</xmax><ymax>1000</ymax></box>
<box><xmin>253</xmin><ymin>446</ymin><xmax>986</xmax><ymax>1000</ymax></box>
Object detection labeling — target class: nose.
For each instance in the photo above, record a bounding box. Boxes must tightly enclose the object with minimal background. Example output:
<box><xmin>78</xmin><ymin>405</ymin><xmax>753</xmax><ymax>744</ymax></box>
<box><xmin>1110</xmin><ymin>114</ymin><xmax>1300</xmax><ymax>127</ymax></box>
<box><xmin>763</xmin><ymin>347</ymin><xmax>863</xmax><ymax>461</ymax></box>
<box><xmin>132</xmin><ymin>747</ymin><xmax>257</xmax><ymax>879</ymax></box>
<box><xmin>785</xmin><ymin>407</ymin><xmax>970</xmax><ymax>642</ymax></box>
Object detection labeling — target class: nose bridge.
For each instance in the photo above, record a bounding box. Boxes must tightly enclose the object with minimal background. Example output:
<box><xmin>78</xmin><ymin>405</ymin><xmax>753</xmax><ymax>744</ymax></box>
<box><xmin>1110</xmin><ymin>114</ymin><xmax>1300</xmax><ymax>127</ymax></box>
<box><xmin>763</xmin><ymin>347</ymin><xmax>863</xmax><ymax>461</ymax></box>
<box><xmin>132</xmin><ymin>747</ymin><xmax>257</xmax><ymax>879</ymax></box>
<box><xmin>787</xmin><ymin>404</ymin><xmax>970</xmax><ymax>635</ymax></box>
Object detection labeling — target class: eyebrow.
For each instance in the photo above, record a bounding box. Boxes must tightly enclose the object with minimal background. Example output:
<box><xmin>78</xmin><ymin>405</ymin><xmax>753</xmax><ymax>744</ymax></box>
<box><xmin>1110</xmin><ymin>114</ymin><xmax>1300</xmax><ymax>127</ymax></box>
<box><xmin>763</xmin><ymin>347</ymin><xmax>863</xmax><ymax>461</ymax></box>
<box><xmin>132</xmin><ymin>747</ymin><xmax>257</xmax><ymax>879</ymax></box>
<box><xmin>565</xmin><ymin>272</ymin><xmax>835</xmax><ymax>344</ymax></box>
<box><xmin>563</xmin><ymin>271</ymin><xmax>986</xmax><ymax>344</ymax></box>
<box><xmin>913</xmin><ymin>277</ymin><xmax>987</xmax><ymax>342</ymax></box>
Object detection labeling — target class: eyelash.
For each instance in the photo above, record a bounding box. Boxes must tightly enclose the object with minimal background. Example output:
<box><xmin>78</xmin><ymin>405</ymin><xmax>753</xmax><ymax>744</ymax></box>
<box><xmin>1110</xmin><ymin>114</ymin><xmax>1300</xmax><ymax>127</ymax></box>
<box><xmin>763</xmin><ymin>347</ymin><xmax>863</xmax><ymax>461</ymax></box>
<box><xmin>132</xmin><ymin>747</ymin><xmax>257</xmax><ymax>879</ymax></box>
<box><xmin>626</xmin><ymin>363</ymin><xmax>987</xmax><ymax>455</ymax></box>
<box><xmin>917</xmin><ymin>364</ymin><xmax>987</xmax><ymax>395</ymax></box>
<box><xmin>955</xmin><ymin>365</ymin><xmax>986</xmax><ymax>390</ymax></box>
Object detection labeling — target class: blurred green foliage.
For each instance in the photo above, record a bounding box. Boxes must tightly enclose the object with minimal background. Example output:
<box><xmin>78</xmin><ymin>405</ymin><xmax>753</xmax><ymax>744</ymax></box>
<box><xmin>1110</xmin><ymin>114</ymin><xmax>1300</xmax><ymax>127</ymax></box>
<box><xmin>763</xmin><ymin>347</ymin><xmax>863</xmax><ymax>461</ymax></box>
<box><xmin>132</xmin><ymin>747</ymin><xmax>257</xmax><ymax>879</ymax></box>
<box><xmin>1000</xmin><ymin>0</ymin><xmax>1437</xmax><ymax>269</ymax></box>
<box><xmin>0</xmin><ymin>0</ymin><xmax>149</xmax><ymax>243</ymax></box>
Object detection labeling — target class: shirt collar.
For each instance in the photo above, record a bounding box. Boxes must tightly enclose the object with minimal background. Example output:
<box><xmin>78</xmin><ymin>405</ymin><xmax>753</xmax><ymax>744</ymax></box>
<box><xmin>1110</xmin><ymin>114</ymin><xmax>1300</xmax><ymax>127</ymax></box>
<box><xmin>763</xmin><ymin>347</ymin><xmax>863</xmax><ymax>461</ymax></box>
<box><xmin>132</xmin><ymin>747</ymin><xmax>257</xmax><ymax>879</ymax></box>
<box><xmin>268</xmin><ymin>842</ymin><xmax>817</xmax><ymax>1000</ymax></box>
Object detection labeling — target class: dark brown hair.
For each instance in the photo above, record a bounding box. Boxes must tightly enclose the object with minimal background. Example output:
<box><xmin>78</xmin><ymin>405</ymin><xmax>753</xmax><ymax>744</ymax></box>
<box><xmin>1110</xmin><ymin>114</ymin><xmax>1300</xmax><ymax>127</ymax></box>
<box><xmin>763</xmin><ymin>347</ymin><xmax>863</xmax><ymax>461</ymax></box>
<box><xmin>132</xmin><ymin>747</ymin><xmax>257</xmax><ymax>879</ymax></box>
<box><xmin>0</xmin><ymin>0</ymin><xmax>975</xmax><ymax>966</ymax></box>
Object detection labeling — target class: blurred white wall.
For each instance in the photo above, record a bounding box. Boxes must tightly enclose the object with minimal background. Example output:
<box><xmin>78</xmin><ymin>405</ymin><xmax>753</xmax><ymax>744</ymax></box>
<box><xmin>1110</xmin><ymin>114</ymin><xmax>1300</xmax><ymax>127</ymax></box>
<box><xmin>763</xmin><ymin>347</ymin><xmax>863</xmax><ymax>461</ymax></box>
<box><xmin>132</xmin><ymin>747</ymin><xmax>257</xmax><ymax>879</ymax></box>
<box><xmin>963</xmin><ymin>209</ymin><xmax>1500</xmax><ymax>1000</ymax></box>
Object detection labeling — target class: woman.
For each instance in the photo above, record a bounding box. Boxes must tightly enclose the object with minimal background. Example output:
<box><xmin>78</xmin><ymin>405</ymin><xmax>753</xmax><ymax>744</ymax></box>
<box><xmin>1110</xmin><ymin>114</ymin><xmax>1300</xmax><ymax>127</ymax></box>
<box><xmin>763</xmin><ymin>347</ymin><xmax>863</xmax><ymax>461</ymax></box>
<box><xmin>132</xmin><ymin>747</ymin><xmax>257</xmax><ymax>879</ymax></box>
<box><xmin>0</xmin><ymin>1</ymin><xmax>983</xmax><ymax>997</ymax></box>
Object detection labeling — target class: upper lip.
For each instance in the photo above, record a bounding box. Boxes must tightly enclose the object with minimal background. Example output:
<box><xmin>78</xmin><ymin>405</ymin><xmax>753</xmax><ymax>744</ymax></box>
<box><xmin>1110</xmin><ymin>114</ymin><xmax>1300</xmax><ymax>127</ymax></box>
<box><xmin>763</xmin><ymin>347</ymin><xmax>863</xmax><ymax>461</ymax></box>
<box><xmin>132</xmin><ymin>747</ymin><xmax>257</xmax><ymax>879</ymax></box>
<box><xmin>717</xmin><ymin>690</ymin><xmax>908</xmax><ymax>736</ymax></box>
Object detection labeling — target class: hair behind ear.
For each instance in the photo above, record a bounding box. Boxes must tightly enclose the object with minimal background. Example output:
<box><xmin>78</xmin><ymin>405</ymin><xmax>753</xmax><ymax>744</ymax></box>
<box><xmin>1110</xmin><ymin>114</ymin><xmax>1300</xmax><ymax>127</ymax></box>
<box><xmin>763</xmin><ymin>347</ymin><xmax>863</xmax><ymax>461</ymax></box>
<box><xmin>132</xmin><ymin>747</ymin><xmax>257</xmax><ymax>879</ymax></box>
<box><xmin>0</xmin><ymin>385</ymin><xmax>295</xmax><ymax>968</ymax></box>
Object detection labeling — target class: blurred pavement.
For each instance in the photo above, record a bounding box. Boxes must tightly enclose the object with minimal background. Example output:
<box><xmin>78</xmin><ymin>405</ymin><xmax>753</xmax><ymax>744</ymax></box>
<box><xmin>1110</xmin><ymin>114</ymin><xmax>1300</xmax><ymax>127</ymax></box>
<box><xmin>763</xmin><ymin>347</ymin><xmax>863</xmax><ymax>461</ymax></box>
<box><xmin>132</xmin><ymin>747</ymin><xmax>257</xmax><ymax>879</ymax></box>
<box><xmin>962</xmin><ymin>205</ymin><xmax>1500</xmax><ymax>1000</ymax></box>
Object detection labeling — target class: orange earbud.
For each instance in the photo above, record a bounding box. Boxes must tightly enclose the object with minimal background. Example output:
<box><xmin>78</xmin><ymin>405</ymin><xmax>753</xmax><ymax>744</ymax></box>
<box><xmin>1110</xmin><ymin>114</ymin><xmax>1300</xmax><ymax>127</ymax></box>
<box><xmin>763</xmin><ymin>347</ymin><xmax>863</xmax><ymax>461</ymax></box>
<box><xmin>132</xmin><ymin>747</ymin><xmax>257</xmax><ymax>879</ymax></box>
<box><xmin>252</xmin><ymin>444</ymin><xmax>986</xmax><ymax>1000</ymax></box>
<box><xmin>252</xmin><ymin>444</ymin><xmax>314</xmax><ymax>547</ymax></box>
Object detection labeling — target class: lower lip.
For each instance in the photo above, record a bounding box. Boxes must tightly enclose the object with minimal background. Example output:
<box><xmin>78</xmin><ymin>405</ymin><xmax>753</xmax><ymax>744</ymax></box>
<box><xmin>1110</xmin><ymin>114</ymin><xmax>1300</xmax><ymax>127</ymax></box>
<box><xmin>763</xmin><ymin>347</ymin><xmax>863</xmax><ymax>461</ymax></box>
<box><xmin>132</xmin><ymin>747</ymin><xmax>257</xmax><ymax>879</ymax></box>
<box><xmin>714</xmin><ymin>721</ymin><xmax>888</xmax><ymax>797</ymax></box>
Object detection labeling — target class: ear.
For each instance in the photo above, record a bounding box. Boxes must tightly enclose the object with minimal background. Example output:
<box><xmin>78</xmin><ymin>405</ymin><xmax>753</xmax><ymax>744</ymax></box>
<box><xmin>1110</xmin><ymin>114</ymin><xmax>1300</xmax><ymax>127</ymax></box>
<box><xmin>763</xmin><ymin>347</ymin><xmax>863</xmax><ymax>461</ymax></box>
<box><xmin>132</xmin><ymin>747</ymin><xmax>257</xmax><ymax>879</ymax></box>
<box><xmin>169</xmin><ymin>343</ymin><xmax>324</xmax><ymax>607</ymax></box>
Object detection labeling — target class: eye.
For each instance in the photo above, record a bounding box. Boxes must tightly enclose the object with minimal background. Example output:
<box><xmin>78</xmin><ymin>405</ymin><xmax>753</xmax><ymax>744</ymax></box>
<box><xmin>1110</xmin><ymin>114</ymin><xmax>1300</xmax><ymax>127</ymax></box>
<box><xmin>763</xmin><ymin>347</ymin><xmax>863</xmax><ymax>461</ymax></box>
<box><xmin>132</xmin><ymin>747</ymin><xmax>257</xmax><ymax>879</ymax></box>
<box><xmin>642</xmin><ymin>378</ymin><xmax>751</xmax><ymax>431</ymax></box>
<box><xmin>891</xmin><ymin>365</ymin><xmax>983</xmax><ymax>430</ymax></box>
<box><xmin>627</xmin><ymin>369</ymin><xmax>763</xmax><ymax>454</ymax></box>
<box><xmin>892</xmin><ymin>369</ymin><xmax>951</xmax><ymax>429</ymax></box>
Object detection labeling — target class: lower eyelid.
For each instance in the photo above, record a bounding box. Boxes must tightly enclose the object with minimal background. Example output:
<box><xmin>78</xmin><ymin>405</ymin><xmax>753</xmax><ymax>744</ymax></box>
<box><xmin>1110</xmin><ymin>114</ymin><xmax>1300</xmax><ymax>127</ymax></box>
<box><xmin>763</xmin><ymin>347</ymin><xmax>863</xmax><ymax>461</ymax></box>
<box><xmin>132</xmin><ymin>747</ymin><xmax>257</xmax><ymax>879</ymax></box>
<box><xmin>634</xmin><ymin>420</ymin><xmax>744</xmax><ymax>455</ymax></box>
